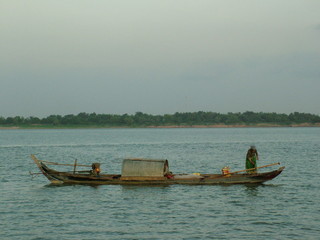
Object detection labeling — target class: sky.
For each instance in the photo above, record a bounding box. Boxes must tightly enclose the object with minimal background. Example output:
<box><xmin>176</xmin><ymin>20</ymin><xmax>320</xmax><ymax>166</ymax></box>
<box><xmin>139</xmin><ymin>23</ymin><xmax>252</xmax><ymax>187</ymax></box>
<box><xmin>1</xmin><ymin>0</ymin><xmax>320</xmax><ymax>117</ymax></box>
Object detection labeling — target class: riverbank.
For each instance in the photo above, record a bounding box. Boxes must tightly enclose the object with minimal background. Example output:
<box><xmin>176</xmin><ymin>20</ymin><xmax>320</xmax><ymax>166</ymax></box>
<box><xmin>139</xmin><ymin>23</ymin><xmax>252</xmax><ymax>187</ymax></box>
<box><xmin>1</xmin><ymin>123</ymin><xmax>320</xmax><ymax>129</ymax></box>
<box><xmin>147</xmin><ymin>123</ymin><xmax>320</xmax><ymax>128</ymax></box>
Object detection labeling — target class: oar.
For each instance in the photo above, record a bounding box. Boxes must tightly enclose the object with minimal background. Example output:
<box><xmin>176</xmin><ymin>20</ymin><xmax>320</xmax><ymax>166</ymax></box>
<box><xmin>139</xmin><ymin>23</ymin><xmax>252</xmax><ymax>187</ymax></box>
<box><xmin>229</xmin><ymin>162</ymin><xmax>280</xmax><ymax>175</ymax></box>
<box><xmin>29</xmin><ymin>171</ymin><xmax>43</xmax><ymax>175</ymax></box>
<box><xmin>29</xmin><ymin>171</ymin><xmax>43</xmax><ymax>179</ymax></box>
<box><xmin>31</xmin><ymin>154</ymin><xmax>93</xmax><ymax>167</ymax></box>
<box><xmin>41</xmin><ymin>160</ymin><xmax>92</xmax><ymax>168</ymax></box>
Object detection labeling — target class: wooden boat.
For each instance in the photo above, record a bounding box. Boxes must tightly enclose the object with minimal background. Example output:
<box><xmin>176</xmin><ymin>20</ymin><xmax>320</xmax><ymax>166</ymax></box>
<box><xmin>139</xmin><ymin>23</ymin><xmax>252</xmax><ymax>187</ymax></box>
<box><xmin>31</xmin><ymin>154</ymin><xmax>285</xmax><ymax>185</ymax></box>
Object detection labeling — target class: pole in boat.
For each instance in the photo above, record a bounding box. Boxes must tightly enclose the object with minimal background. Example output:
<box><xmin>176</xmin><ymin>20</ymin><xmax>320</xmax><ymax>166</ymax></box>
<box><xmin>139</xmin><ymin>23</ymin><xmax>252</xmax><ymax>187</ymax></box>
<box><xmin>228</xmin><ymin>162</ymin><xmax>280</xmax><ymax>175</ymax></box>
<box><xmin>73</xmin><ymin>159</ymin><xmax>77</xmax><ymax>174</ymax></box>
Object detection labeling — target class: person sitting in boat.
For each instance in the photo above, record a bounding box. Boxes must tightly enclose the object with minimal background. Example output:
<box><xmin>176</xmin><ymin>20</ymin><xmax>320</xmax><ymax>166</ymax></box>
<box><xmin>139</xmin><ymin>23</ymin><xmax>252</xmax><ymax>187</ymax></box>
<box><xmin>91</xmin><ymin>163</ymin><xmax>101</xmax><ymax>176</ymax></box>
<box><xmin>246</xmin><ymin>146</ymin><xmax>259</xmax><ymax>173</ymax></box>
<box><xmin>165</xmin><ymin>171</ymin><xmax>174</xmax><ymax>179</ymax></box>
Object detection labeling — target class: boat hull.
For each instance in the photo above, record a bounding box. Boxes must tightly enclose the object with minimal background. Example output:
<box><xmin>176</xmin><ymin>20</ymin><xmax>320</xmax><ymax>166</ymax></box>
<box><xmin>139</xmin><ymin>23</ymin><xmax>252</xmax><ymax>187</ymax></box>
<box><xmin>34</xmin><ymin>158</ymin><xmax>285</xmax><ymax>185</ymax></box>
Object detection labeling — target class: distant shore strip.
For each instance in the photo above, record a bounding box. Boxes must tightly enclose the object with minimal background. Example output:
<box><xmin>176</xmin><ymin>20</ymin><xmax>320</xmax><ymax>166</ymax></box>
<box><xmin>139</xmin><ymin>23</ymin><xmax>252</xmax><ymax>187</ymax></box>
<box><xmin>1</xmin><ymin>123</ymin><xmax>320</xmax><ymax>130</ymax></box>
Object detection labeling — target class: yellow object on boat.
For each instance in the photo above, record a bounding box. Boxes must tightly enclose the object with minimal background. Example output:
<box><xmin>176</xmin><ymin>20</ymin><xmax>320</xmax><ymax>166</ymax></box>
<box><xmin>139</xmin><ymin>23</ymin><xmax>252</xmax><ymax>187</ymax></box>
<box><xmin>222</xmin><ymin>166</ymin><xmax>230</xmax><ymax>175</ymax></box>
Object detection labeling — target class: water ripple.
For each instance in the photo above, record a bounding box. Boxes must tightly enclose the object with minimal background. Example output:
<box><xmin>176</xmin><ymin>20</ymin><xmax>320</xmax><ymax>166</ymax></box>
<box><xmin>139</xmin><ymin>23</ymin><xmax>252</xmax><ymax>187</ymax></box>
<box><xmin>1</xmin><ymin>128</ymin><xmax>319</xmax><ymax>239</ymax></box>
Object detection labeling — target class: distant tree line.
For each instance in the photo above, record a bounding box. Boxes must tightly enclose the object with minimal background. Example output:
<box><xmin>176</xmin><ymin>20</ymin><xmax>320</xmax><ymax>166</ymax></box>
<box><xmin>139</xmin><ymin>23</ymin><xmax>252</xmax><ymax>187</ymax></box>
<box><xmin>1</xmin><ymin>111</ymin><xmax>320</xmax><ymax>127</ymax></box>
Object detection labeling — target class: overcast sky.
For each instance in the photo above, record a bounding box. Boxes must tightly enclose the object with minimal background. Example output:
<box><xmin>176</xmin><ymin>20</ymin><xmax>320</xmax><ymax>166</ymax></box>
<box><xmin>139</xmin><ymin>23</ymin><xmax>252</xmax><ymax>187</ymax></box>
<box><xmin>1</xmin><ymin>0</ymin><xmax>320</xmax><ymax>117</ymax></box>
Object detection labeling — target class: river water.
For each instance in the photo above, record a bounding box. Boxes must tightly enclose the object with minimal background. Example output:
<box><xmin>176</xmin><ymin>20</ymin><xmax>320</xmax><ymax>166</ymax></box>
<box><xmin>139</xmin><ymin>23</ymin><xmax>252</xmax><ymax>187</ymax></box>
<box><xmin>1</xmin><ymin>128</ymin><xmax>319</xmax><ymax>239</ymax></box>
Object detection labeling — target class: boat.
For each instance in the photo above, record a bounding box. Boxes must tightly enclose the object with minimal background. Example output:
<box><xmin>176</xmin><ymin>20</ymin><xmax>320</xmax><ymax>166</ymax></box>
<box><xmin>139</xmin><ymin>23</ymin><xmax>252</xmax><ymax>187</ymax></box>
<box><xmin>31</xmin><ymin>154</ymin><xmax>285</xmax><ymax>185</ymax></box>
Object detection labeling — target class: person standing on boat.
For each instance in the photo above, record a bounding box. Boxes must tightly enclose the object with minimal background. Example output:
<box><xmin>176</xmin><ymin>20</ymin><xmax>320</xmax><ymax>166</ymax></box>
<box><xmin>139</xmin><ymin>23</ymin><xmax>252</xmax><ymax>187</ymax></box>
<box><xmin>91</xmin><ymin>163</ymin><xmax>101</xmax><ymax>176</ymax></box>
<box><xmin>246</xmin><ymin>146</ymin><xmax>259</xmax><ymax>173</ymax></box>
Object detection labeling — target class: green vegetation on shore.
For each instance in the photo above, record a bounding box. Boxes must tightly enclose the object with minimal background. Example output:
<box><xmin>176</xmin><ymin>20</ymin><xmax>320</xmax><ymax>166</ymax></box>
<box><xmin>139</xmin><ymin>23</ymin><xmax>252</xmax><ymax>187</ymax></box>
<box><xmin>1</xmin><ymin>111</ymin><xmax>320</xmax><ymax>129</ymax></box>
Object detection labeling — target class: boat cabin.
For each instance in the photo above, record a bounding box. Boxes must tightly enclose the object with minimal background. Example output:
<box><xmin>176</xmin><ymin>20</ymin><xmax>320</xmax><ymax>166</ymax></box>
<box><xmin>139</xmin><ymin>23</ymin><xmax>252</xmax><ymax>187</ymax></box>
<box><xmin>120</xmin><ymin>158</ymin><xmax>170</xmax><ymax>180</ymax></box>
